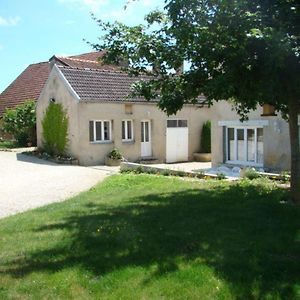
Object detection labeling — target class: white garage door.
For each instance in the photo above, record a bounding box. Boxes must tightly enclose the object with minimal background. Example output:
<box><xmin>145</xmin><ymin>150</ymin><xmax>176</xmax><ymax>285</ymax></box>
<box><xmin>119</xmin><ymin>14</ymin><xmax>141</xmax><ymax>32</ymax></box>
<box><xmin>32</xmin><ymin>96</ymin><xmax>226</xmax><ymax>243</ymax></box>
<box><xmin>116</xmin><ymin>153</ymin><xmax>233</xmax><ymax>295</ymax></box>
<box><xmin>166</xmin><ymin>120</ymin><xmax>189</xmax><ymax>163</ymax></box>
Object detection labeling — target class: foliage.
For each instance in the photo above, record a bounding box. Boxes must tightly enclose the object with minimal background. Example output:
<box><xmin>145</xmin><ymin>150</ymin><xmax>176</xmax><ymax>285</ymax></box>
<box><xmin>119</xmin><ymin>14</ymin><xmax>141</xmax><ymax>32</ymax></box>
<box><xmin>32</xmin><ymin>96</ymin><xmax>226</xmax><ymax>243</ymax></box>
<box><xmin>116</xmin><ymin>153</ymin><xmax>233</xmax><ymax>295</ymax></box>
<box><xmin>196</xmin><ymin>170</ymin><xmax>205</xmax><ymax>179</ymax></box>
<box><xmin>243</xmin><ymin>168</ymin><xmax>261</xmax><ymax>180</ymax></box>
<box><xmin>0</xmin><ymin>140</ymin><xmax>17</xmax><ymax>149</ymax></box>
<box><xmin>135</xmin><ymin>165</ymin><xmax>145</xmax><ymax>174</ymax></box>
<box><xmin>107</xmin><ymin>148</ymin><xmax>123</xmax><ymax>160</ymax></box>
<box><xmin>0</xmin><ymin>175</ymin><xmax>298</xmax><ymax>299</ymax></box>
<box><xmin>201</xmin><ymin>120</ymin><xmax>211</xmax><ymax>153</ymax></box>
<box><xmin>279</xmin><ymin>171</ymin><xmax>291</xmax><ymax>183</ymax></box>
<box><xmin>42</xmin><ymin>102</ymin><xmax>68</xmax><ymax>155</ymax></box>
<box><xmin>216</xmin><ymin>172</ymin><xmax>226</xmax><ymax>180</ymax></box>
<box><xmin>161</xmin><ymin>169</ymin><xmax>172</xmax><ymax>176</ymax></box>
<box><xmin>90</xmin><ymin>0</ymin><xmax>300</xmax><ymax>203</ymax></box>
<box><xmin>1</xmin><ymin>100</ymin><xmax>36</xmax><ymax>146</ymax></box>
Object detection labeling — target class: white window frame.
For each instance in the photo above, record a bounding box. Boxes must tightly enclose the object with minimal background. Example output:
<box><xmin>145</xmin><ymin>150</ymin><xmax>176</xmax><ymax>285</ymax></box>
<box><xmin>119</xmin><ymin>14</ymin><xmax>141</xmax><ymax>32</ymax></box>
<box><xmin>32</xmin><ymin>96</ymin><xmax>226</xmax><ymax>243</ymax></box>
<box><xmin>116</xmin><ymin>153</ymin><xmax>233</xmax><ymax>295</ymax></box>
<box><xmin>122</xmin><ymin>119</ymin><xmax>134</xmax><ymax>142</ymax></box>
<box><xmin>91</xmin><ymin>120</ymin><xmax>112</xmax><ymax>143</ymax></box>
<box><xmin>166</xmin><ymin>119</ymin><xmax>188</xmax><ymax>128</ymax></box>
<box><xmin>225</xmin><ymin>126</ymin><xmax>263</xmax><ymax>167</ymax></box>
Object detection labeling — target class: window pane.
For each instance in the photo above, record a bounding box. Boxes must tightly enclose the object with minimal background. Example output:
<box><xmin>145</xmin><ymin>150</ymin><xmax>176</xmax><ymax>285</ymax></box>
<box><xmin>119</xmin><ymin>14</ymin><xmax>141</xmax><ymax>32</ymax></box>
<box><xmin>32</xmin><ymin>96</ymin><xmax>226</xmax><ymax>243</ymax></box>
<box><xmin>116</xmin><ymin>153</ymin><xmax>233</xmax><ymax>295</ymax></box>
<box><xmin>228</xmin><ymin>128</ymin><xmax>234</xmax><ymax>161</ymax></box>
<box><xmin>247</xmin><ymin>129</ymin><xmax>255</xmax><ymax>162</ymax></box>
<box><xmin>89</xmin><ymin>121</ymin><xmax>94</xmax><ymax>142</ymax></box>
<box><xmin>141</xmin><ymin>122</ymin><xmax>144</xmax><ymax>142</ymax></box>
<box><xmin>167</xmin><ymin>120</ymin><xmax>177</xmax><ymax>127</ymax></box>
<box><xmin>127</xmin><ymin>121</ymin><xmax>132</xmax><ymax>140</ymax></box>
<box><xmin>145</xmin><ymin>122</ymin><xmax>149</xmax><ymax>142</ymax></box>
<box><xmin>95</xmin><ymin>121</ymin><xmax>102</xmax><ymax>141</ymax></box>
<box><xmin>237</xmin><ymin>129</ymin><xmax>245</xmax><ymax>161</ymax></box>
<box><xmin>257</xmin><ymin>128</ymin><xmax>263</xmax><ymax>164</ymax></box>
<box><xmin>103</xmin><ymin>121</ymin><xmax>110</xmax><ymax>140</ymax></box>
<box><xmin>178</xmin><ymin>120</ymin><xmax>188</xmax><ymax>127</ymax></box>
<box><xmin>122</xmin><ymin>121</ymin><xmax>126</xmax><ymax>140</ymax></box>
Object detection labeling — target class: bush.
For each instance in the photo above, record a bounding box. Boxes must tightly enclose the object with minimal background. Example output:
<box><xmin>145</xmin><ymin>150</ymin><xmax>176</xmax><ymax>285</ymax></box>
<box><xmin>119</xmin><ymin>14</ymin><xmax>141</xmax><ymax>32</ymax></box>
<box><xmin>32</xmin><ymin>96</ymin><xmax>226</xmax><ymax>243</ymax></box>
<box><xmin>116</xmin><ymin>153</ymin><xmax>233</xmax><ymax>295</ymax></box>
<box><xmin>279</xmin><ymin>171</ymin><xmax>290</xmax><ymax>183</ymax></box>
<box><xmin>196</xmin><ymin>170</ymin><xmax>205</xmax><ymax>179</ymax></box>
<box><xmin>243</xmin><ymin>168</ymin><xmax>260</xmax><ymax>180</ymax></box>
<box><xmin>162</xmin><ymin>169</ymin><xmax>172</xmax><ymax>176</ymax></box>
<box><xmin>2</xmin><ymin>100</ymin><xmax>36</xmax><ymax>146</ymax></box>
<box><xmin>216</xmin><ymin>172</ymin><xmax>226</xmax><ymax>180</ymax></box>
<box><xmin>107</xmin><ymin>148</ymin><xmax>123</xmax><ymax>160</ymax></box>
<box><xmin>42</xmin><ymin>102</ymin><xmax>68</xmax><ymax>155</ymax></box>
<box><xmin>134</xmin><ymin>166</ymin><xmax>144</xmax><ymax>174</ymax></box>
<box><xmin>201</xmin><ymin>120</ymin><xmax>211</xmax><ymax>153</ymax></box>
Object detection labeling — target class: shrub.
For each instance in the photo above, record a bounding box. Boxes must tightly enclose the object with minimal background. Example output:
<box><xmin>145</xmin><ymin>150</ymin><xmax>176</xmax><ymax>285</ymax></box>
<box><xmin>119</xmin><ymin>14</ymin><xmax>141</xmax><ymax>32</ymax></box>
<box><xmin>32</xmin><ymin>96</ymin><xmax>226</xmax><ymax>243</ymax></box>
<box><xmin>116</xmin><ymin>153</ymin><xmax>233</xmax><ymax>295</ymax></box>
<box><xmin>177</xmin><ymin>170</ymin><xmax>186</xmax><ymax>177</ymax></box>
<box><xmin>196</xmin><ymin>170</ymin><xmax>205</xmax><ymax>179</ymax></box>
<box><xmin>2</xmin><ymin>100</ymin><xmax>36</xmax><ymax>146</ymax></box>
<box><xmin>42</xmin><ymin>102</ymin><xmax>68</xmax><ymax>155</ymax></box>
<box><xmin>107</xmin><ymin>148</ymin><xmax>123</xmax><ymax>160</ymax></box>
<box><xmin>145</xmin><ymin>168</ymin><xmax>157</xmax><ymax>175</ymax></box>
<box><xmin>279</xmin><ymin>171</ymin><xmax>290</xmax><ymax>183</ymax></box>
<box><xmin>162</xmin><ymin>169</ymin><xmax>171</xmax><ymax>176</ymax></box>
<box><xmin>201</xmin><ymin>120</ymin><xmax>211</xmax><ymax>153</ymax></box>
<box><xmin>243</xmin><ymin>168</ymin><xmax>260</xmax><ymax>180</ymax></box>
<box><xmin>216</xmin><ymin>172</ymin><xmax>226</xmax><ymax>180</ymax></box>
<box><xmin>134</xmin><ymin>166</ymin><xmax>144</xmax><ymax>174</ymax></box>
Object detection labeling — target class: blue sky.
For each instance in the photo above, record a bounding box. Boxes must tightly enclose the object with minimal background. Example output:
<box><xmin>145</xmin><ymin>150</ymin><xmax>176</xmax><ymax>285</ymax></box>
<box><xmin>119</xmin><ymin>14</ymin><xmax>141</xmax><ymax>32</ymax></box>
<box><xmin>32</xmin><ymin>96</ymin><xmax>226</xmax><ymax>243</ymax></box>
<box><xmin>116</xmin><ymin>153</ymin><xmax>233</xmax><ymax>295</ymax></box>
<box><xmin>0</xmin><ymin>0</ymin><xmax>164</xmax><ymax>92</ymax></box>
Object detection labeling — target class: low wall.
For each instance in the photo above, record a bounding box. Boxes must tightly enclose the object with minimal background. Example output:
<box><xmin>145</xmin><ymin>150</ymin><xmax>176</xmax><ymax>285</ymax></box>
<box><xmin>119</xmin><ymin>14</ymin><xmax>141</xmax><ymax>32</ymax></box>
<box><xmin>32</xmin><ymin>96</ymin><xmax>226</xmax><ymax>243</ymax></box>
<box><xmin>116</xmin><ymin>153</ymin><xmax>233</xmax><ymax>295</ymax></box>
<box><xmin>120</xmin><ymin>162</ymin><xmax>218</xmax><ymax>179</ymax></box>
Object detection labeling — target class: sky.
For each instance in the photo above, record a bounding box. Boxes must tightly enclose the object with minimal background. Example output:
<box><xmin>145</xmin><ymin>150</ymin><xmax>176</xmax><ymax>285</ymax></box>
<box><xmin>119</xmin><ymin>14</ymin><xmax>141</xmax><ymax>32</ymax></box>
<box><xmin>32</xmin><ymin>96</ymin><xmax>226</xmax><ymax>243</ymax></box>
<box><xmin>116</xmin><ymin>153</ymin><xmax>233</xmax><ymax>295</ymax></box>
<box><xmin>0</xmin><ymin>0</ymin><xmax>165</xmax><ymax>93</ymax></box>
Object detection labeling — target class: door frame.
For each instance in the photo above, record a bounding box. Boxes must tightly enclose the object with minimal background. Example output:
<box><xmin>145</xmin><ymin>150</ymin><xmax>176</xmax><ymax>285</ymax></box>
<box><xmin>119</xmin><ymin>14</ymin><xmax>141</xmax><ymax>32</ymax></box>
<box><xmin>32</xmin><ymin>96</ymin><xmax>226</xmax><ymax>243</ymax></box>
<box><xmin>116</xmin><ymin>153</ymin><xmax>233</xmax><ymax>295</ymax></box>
<box><xmin>166</xmin><ymin>119</ymin><xmax>189</xmax><ymax>163</ymax></box>
<box><xmin>141</xmin><ymin>119</ymin><xmax>152</xmax><ymax>157</ymax></box>
<box><xmin>225</xmin><ymin>126</ymin><xmax>263</xmax><ymax>167</ymax></box>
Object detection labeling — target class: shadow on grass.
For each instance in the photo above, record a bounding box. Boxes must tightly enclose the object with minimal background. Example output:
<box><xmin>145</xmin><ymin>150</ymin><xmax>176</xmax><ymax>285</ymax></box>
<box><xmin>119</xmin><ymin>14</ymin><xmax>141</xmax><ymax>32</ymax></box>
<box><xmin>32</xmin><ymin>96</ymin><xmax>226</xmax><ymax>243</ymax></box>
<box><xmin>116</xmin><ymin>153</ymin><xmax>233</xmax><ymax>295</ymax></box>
<box><xmin>2</xmin><ymin>180</ymin><xmax>299</xmax><ymax>299</ymax></box>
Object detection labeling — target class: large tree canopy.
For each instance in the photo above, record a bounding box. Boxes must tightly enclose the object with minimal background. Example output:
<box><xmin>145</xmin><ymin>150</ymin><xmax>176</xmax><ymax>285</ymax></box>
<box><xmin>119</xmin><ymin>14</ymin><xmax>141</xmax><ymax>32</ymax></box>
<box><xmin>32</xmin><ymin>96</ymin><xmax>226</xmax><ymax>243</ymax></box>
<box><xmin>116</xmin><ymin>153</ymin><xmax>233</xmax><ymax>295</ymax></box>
<box><xmin>91</xmin><ymin>0</ymin><xmax>300</xmax><ymax>203</ymax></box>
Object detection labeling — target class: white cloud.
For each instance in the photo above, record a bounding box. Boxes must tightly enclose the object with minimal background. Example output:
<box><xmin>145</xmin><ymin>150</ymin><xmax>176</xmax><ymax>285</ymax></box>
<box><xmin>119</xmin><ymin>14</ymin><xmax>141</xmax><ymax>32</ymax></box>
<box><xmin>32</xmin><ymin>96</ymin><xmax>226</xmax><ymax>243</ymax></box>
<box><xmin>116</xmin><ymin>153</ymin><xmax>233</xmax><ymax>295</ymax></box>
<box><xmin>0</xmin><ymin>16</ymin><xmax>21</xmax><ymax>26</ymax></box>
<box><xmin>100</xmin><ymin>0</ymin><xmax>164</xmax><ymax>23</ymax></box>
<box><xmin>57</xmin><ymin>0</ymin><xmax>108</xmax><ymax>12</ymax></box>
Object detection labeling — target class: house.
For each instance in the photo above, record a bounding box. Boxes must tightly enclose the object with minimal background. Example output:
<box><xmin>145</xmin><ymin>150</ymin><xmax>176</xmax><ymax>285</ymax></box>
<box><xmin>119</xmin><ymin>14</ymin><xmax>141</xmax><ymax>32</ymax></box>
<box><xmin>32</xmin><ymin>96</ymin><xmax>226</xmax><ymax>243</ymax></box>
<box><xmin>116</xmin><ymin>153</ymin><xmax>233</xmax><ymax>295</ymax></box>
<box><xmin>35</xmin><ymin>55</ymin><xmax>297</xmax><ymax>170</ymax></box>
<box><xmin>0</xmin><ymin>52</ymin><xmax>117</xmax><ymax>117</ymax></box>
<box><xmin>211</xmin><ymin>101</ymin><xmax>295</xmax><ymax>172</ymax></box>
<box><xmin>36</xmin><ymin>64</ymin><xmax>212</xmax><ymax>165</ymax></box>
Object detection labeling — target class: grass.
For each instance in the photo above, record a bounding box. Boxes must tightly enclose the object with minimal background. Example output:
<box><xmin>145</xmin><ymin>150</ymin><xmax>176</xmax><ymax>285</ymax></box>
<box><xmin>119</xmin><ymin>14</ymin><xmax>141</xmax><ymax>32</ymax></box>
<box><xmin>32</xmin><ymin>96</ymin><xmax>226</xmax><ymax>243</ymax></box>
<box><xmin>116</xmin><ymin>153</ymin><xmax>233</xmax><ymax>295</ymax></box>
<box><xmin>0</xmin><ymin>140</ymin><xmax>17</xmax><ymax>149</ymax></box>
<box><xmin>0</xmin><ymin>174</ymin><xmax>299</xmax><ymax>299</ymax></box>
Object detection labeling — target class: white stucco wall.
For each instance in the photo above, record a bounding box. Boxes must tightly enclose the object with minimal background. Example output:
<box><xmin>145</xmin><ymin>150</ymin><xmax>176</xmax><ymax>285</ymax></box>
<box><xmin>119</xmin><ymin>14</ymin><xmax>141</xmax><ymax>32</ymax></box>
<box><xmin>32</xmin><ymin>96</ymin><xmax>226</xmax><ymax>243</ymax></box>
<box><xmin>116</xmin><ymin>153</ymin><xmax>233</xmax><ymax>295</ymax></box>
<box><xmin>211</xmin><ymin>101</ymin><xmax>290</xmax><ymax>171</ymax></box>
<box><xmin>37</xmin><ymin>67</ymin><xmax>215</xmax><ymax>165</ymax></box>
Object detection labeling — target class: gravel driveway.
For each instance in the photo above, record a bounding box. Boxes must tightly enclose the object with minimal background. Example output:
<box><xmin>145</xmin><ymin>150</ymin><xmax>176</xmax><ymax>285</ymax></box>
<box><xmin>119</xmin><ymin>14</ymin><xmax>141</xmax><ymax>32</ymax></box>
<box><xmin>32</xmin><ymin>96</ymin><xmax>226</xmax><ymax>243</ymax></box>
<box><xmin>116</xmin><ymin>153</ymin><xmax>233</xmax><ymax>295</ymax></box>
<box><xmin>0</xmin><ymin>150</ymin><xmax>118</xmax><ymax>219</ymax></box>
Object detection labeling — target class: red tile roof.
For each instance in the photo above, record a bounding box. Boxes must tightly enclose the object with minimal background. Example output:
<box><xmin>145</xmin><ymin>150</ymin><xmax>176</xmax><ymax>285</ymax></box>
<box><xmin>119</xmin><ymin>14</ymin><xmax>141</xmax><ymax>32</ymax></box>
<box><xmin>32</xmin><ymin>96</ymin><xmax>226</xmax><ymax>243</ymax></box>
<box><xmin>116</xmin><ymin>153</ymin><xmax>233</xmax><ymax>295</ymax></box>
<box><xmin>58</xmin><ymin>65</ymin><xmax>207</xmax><ymax>104</ymax></box>
<box><xmin>0</xmin><ymin>62</ymin><xmax>50</xmax><ymax>115</ymax></box>
<box><xmin>54</xmin><ymin>56</ymin><xmax>119</xmax><ymax>71</ymax></box>
<box><xmin>0</xmin><ymin>51</ymin><xmax>119</xmax><ymax>116</ymax></box>
<box><xmin>69</xmin><ymin>51</ymin><xmax>106</xmax><ymax>61</ymax></box>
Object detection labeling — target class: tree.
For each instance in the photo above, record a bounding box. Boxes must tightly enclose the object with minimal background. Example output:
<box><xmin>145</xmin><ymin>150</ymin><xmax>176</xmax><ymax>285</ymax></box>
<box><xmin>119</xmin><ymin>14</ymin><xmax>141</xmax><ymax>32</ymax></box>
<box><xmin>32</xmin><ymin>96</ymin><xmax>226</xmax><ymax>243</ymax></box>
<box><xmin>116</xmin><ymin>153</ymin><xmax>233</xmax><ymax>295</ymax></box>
<box><xmin>42</xmin><ymin>102</ymin><xmax>68</xmax><ymax>156</ymax></box>
<box><xmin>91</xmin><ymin>0</ymin><xmax>300</xmax><ymax>203</ymax></box>
<box><xmin>2</xmin><ymin>100</ymin><xmax>36</xmax><ymax>146</ymax></box>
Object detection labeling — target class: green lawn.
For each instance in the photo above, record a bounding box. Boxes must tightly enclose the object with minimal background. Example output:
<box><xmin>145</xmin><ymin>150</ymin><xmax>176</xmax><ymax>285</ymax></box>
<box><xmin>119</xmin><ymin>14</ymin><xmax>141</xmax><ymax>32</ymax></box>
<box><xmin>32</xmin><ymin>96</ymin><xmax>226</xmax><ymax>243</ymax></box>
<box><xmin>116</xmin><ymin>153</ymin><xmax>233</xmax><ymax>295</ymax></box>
<box><xmin>0</xmin><ymin>174</ymin><xmax>299</xmax><ymax>300</ymax></box>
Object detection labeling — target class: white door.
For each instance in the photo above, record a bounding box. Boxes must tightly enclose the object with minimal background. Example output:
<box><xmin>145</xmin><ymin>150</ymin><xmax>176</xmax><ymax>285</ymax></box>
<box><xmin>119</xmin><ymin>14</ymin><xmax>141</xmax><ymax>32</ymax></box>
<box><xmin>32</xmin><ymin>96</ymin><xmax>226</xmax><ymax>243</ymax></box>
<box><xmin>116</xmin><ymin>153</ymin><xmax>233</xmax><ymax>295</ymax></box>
<box><xmin>141</xmin><ymin>120</ymin><xmax>152</xmax><ymax>157</ymax></box>
<box><xmin>166</xmin><ymin>120</ymin><xmax>189</xmax><ymax>163</ymax></box>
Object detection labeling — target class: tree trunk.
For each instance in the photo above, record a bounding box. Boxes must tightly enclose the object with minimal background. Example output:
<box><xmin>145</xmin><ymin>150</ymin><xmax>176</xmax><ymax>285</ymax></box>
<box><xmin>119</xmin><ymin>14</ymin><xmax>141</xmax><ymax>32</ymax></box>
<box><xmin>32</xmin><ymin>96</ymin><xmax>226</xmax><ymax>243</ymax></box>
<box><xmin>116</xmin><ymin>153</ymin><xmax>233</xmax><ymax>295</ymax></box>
<box><xmin>288</xmin><ymin>101</ymin><xmax>300</xmax><ymax>204</ymax></box>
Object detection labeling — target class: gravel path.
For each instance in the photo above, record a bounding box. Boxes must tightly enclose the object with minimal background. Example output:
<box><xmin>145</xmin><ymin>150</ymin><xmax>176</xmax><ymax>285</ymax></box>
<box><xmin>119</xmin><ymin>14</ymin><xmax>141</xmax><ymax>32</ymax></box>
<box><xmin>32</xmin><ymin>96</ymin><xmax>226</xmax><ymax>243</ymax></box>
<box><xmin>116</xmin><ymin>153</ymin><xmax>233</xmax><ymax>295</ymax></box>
<box><xmin>0</xmin><ymin>150</ymin><xmax>118</xmax><ymax>219</ymax></box>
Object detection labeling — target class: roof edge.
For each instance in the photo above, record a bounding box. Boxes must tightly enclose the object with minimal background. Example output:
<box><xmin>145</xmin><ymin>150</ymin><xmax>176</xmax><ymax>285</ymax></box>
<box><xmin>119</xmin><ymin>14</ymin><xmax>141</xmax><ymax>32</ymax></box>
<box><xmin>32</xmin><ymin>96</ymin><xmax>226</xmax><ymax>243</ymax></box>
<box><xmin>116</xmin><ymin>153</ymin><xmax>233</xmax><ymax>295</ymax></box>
<box><xmin>54</xmin><ymin>65</ymin><xmax>81</xmax><ymax>101</ymax></box>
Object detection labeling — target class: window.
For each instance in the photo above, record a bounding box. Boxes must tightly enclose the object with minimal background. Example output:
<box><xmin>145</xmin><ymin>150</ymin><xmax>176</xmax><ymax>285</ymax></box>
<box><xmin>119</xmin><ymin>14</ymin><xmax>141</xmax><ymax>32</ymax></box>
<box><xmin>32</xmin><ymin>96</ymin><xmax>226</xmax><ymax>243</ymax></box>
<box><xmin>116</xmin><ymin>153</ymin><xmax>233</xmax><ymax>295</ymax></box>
<box><xmin>167</xmin><ymin>119</ymin><xmax>188</xmax><ymax>128</ymax></box>
<box><xmin>226</xmin><ymin>127</ymin><xmax>263</xmax><ymax>166</ymax></box>
<box><xmin>89</xmin><ymin>120</ymin><xmax>112</xmax><ymax>142</ymax></box>
<box><xmin>122</xmin><ymin>120</ymin><xmax>134</xmax><ymax>141</ymax></box>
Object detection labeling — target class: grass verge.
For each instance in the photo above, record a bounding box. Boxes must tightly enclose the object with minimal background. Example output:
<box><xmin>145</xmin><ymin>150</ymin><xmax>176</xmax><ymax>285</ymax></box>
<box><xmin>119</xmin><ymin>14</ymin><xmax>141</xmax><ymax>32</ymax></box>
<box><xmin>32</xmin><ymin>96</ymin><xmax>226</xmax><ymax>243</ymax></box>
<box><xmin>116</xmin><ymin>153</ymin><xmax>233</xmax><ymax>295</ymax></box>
<box><xmin>0</xmin><ymin>174</ymin><xmax>299</xmax><ymax>299</ymax></box>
